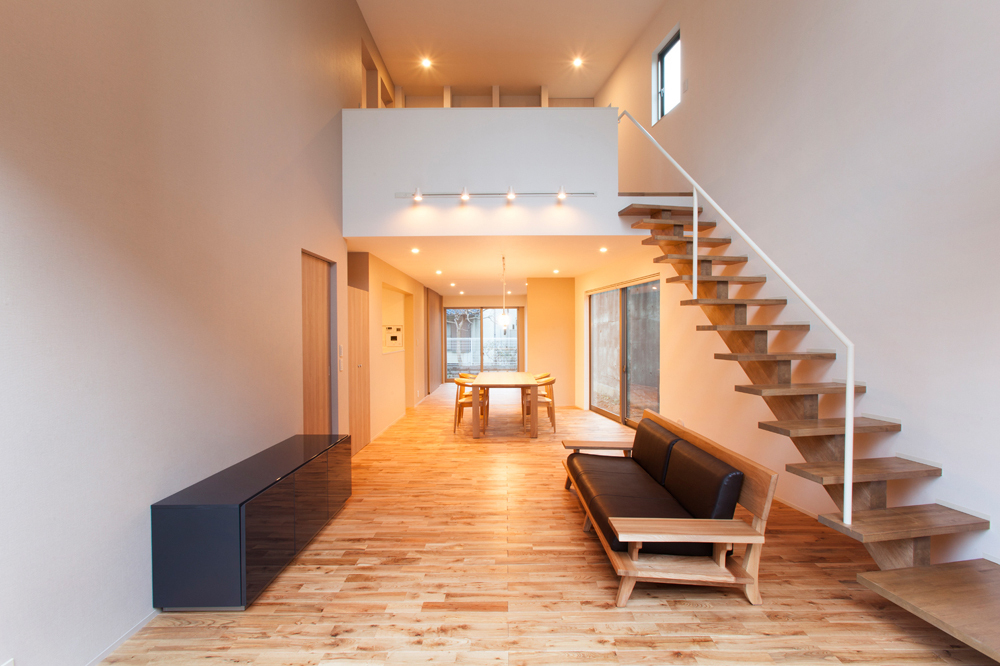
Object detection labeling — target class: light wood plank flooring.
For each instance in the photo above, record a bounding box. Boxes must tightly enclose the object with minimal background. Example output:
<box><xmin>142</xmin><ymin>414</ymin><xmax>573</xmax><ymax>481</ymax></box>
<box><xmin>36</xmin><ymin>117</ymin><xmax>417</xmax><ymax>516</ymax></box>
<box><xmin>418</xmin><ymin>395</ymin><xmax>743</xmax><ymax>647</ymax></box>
<box><xmin>105</xmin><ymin>386</ymin><xmax>997</xmax><ymax>665</ymax></box>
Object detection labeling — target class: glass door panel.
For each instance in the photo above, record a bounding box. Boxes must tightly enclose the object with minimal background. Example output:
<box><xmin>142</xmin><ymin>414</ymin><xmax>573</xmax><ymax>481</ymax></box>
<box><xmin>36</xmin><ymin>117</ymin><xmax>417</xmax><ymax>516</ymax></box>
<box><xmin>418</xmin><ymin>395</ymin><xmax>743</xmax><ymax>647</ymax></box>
<box><xmin>482</xmin><ymin>308</ymin><xmax>518</xmax><ymax>372</ymax></box>
<box><xmin>445</xmin><ymin>308</ymin><xmax>481</xmax><ymax>379</ymax></box>
<box><xmin>625</xmin><ymin>281</ymin><xmax>660</xmax><ymax>423</ymax></box>
<box><xmin>589</xmin><ymin>290</ymin><xmax>621</xmax><ymax>417</ymax></box>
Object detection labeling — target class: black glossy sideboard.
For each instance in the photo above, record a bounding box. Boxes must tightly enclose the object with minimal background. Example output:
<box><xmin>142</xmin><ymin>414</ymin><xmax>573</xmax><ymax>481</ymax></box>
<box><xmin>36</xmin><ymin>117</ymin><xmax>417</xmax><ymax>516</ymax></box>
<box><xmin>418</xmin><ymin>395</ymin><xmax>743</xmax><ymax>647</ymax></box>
<box><xmin>151</xmin><ymin>434</ymin><xmax>350</xmax><ymax>610</ymax></box>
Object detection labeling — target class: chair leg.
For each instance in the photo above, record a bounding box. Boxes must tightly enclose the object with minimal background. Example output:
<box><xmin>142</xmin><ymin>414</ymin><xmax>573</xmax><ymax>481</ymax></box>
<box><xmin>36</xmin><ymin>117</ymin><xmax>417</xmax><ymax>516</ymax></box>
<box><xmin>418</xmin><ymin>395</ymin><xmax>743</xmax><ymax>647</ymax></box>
<box><xmin>615</xmin><ymin>576</ymin><xmax>637</xmax><ymax>607</ymax></box>
<box><xmin>549</xmin><ymin>402</ymin><xmax>557</xmax><ymax>433</ymax></box>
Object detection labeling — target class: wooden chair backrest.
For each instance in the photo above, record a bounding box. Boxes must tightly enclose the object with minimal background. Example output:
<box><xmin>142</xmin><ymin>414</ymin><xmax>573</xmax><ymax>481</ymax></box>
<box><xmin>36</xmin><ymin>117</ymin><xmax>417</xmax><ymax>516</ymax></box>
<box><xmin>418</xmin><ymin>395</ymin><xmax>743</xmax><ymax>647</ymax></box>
<box><xmin>534</xmin><ymin>372</ymin><xmax>551</xmax><ymax>380</ymax></box>
<box><xmin>537</xmin><ymin>376</ymin><xmax>555</xmax><ymax>400</ymax></box>
<box><xmin>642</xmin><ymin>410</ymin><xmax>778</xmax><ymax>524</ymax></box>
<box><xmin>455</xmin><ymin>377</ymin><xmax>473</xmax><ymax>401</ymax></box>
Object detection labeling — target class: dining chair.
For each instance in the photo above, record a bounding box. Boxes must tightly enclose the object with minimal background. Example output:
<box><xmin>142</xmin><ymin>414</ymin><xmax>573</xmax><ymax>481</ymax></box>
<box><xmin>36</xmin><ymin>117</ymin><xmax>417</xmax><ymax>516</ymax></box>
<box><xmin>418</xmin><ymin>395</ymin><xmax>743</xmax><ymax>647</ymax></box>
<box><xmin>522</xmin><ymin>376</ymin><xmax>556</xmax><ymax>433</ymax></box>
<box><xmin>453</xmin><ymin>377</ymin><xmax>489</xmax><ymax>433</ymax></box>
<box><xmin>521</xmin><ymin>373</ymin><xmax>551</xmax><ymax>424</ymax></box>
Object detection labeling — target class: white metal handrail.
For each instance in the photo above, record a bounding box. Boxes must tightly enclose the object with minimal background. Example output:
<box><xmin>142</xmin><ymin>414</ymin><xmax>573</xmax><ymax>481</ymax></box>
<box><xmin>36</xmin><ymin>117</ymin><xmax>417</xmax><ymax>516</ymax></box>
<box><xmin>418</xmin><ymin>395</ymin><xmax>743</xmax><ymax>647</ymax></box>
<box><xmin>618</xmin><ymin>109</ymin><xmax>857</xmax><ymax>524</ymax></box>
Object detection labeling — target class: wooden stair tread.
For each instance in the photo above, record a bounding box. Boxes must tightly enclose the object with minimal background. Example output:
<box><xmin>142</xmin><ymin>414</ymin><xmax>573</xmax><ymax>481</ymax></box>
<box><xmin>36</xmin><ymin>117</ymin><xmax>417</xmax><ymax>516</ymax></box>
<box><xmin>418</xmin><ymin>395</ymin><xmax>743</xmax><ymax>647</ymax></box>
<box><xmin>665</xmin><ymin>275</ymin><xmax>766</xmax><ymax>284</ymax></box>
<box><xmin>735</xmin><ymin>382</ymin><xmax>865</xmax><ymax>396</ymax></box>
<box><xmin>632</xmin><ymin>219</ymin><xmax>717</xmax><ymax>231</ymax></box>
<box><xmin>786</xmin><ymin>457</ymin><xmax>942</xmax><ymax>484</ymax></box>
<box><xmin>819</xmin><ymin>504</ymin><xmax>989</xmax><ymax>542</ymax></box>
<box><xmin>758</xmin><ymin>416</ymin><xmax>900</xmax><ymax>437</ymax></box>
<box><xmin>698</xmin><ymin>324</ymin><xmax>809</xmax><ymax>332</ymax></box>
<box><xmin>715</xmin><ymin>351</ymin><xmax>836</xmax><ymax>362</ymax></box>
<box><xmin>857</xmin><ymin>559</ymin><xmax>1000</xmax><ymax>663</ymax></box>
<box><xmin>642</xmin><ymin>235</ymin><xmax>731</xmax><ymax>247</ymax></box>
<box><xmin>654</xmin><ymin>254</ymin><xmax>748</xmax><ymax>265</ymax></box>
<box><xmin>681</xmin><ymin>298</ymin><xmax>787</xmax><ymax>306</ymax></box>
<box><xmin>619</xmin><ymin>204</ymin><xmax>702</xmax><ymax>216</ymax></box>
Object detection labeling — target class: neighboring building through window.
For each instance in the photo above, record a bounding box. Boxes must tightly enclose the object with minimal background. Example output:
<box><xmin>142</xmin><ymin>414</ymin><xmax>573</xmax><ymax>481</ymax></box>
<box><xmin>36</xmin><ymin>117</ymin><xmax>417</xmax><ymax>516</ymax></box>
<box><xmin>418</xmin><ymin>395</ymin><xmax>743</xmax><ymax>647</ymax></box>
<box><xmin>656</xmin><ymin>32</ymin><xmax>681</xmax><ymax>121</ymax></box>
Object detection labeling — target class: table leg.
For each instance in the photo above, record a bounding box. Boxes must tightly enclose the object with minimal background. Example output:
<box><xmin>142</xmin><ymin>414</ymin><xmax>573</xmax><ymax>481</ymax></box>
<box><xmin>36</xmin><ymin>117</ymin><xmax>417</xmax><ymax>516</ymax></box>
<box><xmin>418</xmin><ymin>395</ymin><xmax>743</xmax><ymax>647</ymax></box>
<box><xmin>530</xmin><ymin>385</ymin><xmax>538</xmax><ymax>438</ymax></box>
<box><xmin>472</xmin><ymin>384</ymin><xmax>481</xmax><ymax>438</ymax></box>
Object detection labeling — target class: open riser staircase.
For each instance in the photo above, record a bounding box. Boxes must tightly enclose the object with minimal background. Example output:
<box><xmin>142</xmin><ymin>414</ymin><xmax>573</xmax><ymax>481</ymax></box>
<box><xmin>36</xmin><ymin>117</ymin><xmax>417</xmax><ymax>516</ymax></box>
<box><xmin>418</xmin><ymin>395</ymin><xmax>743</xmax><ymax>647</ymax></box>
<box><xmin>612</xmin><ymin>109</ymin><xmax>997</xmax><ymax>660</ymax></box>
<box><xmin>620</xmin><ymin>200</ymin><xmax>990</xmax><ymax>571</ymax></box>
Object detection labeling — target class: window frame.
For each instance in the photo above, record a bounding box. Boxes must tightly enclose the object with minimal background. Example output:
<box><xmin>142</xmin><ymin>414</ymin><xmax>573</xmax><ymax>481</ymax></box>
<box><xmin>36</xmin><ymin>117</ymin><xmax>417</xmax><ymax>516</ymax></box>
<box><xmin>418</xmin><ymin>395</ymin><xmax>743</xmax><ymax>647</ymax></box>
<box><xmin>652</xmin><ymin>28</ymin><xmax>681</xmax><ymax>124</ymax></box>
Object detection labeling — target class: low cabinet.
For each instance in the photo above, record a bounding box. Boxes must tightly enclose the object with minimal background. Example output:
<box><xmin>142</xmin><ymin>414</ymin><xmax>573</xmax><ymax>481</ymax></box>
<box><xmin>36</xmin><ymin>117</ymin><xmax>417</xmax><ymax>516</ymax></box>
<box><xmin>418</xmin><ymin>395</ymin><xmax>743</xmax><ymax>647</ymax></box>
<box><xmin>152</xmin><ymin>434</ymin><xmax>350</xmax><ymax>610</ymax></box>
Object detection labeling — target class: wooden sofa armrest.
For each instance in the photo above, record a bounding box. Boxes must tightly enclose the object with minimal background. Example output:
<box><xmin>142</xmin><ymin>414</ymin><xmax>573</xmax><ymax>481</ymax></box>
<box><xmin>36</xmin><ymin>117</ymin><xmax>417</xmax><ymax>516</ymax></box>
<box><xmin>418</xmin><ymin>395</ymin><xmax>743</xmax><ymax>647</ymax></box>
<box><xmin>609</xmin><ymin>517</ymin><xmax>765</xmax><ymax>562</ymax></box>
<box><xmin>563</xmin><ymin>440</ymin><xmax>634</xmax><ymax>456</ymax></box>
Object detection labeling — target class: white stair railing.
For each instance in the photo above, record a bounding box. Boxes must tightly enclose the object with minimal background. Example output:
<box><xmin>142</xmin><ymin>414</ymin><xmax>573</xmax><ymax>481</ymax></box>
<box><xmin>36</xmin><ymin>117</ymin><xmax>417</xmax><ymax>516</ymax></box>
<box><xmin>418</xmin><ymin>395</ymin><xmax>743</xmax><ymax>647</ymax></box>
<box><xmin>618</xmin><ymin>109</ymin><xmax>857</xmax><ymax>524</ymax></box>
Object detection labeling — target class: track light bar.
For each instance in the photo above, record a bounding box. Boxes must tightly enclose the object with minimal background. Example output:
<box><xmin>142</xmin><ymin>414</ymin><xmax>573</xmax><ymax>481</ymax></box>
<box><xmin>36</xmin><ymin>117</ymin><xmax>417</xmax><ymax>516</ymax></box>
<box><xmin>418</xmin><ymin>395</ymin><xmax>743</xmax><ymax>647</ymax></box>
<box><xmin>398</xmin><ymin>189</ymin><xmax>595</xmax><ymax>200</ymax></box>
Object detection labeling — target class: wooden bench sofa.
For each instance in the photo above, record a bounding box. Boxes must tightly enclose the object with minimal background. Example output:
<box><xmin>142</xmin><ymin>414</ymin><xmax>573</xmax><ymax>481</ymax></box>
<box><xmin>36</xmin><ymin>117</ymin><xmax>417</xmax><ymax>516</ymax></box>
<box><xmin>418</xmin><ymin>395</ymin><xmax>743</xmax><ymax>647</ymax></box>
<box><xmin>563</xmin><ymin>410</ymin><xmax>778</xmax><ymax>607</ymax></box>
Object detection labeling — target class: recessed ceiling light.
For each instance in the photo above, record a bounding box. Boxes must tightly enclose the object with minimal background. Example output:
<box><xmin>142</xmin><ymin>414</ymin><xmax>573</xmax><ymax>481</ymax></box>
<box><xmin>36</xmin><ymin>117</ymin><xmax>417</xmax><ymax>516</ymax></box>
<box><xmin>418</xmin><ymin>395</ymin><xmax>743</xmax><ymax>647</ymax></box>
<box><xmin>573</xmin><ymin>57</ymin><xmax>583</xmax><ymax>67</ymax></box>
<box><xmin>450</xmin><ymin>283</ymin><xmax>455</xmax><ymax>287</ymax></box>
<box><xmin>507</xmin><ymin>290</ymin><xmax>511</xmax><ymax>294</ymax></box>
<box><xmin>459</xmin><ymin>291</ymin><xmax>464</xmax><ymax>295</ymax></box>
<box><xmin>553</xmin><ymin>269</ymin><xmax>560</xmax><ymax>274</ymax></box>
<box><xmin>599</xmin><ymin>247</ymin><xmax>608</xmax><ymax>253</ymax></box>
<box><xmin>436</xmin><ymin>270</ymin><xmax>442</xmax><ymax>274</ymax></box>
<box><xmin>421</xmin><ymin>58</ymin><xmax>431</xmax><ymax>68</ymax></box>
<box><xmin>411</xmin><ymin>248</ymin><xmax>419</xmax><ymax>254</ymax></box>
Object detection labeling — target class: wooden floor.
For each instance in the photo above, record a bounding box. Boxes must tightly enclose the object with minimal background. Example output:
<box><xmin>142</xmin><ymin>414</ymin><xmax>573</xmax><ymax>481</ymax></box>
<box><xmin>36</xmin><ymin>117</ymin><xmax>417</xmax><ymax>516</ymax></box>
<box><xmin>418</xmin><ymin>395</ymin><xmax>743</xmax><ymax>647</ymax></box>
<box><xmin>105</xmin><ymin>387</ymin><xmax>997</xmax><ymax>665</ymax></box>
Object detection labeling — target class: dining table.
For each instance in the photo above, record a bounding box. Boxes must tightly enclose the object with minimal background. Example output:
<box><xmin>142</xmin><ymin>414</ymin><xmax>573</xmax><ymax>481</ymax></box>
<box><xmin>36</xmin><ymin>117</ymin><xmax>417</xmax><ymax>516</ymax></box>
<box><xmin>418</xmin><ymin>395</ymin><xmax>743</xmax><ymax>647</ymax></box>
<box><xmin>470</xmin><ymin>371</ymin><xmax>539</xmax><ymax>438</ymax></box>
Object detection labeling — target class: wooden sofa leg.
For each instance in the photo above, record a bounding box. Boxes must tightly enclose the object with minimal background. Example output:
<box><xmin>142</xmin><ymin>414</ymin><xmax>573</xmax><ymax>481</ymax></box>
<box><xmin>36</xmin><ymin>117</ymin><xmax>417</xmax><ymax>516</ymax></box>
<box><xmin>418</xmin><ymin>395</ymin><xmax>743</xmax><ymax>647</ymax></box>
<box><xmin>583</xmin><ymin>515</ymin><xmax>592</xmax><ymax>532</ymax></box>
<box><xmin>615</xmin><ymin>576</ymin><xmax>637</xmax><ymax>607</ymax></box>
<box><xmin>743</xmin><ymin>580</ymin><xmax>762</xmax><ymax>605</ymax></box>
<box><xmin>564</xmin><ymin>475</ymin><xmax>572</xmax><ymax>490</ymax></box>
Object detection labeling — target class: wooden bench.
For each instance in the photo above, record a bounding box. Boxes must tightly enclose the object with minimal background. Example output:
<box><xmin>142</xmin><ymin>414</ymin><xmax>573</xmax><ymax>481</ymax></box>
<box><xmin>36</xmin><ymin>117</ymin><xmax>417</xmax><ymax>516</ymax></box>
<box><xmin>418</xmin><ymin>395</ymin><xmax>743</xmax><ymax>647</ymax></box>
<box><xmin>563</xmin><ymin>410</ymin><xmax>778</xmax><ymax>607</ymax></box>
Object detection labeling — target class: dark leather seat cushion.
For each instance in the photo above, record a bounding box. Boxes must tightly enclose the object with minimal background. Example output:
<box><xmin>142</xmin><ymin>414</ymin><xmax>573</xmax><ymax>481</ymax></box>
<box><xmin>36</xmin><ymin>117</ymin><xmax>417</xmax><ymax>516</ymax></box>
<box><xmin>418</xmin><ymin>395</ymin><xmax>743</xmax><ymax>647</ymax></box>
<box><xmin>630</xmin><ymin>419</ymin><xmax>682</xmax><ymax>484</ymax></box>
<box><xmin>663</xmin><ymin>440</ymin><xmax>744</xmax><ymax>520</ymax></box>
<box><xmin>574</xmin><ymin>469</ymin><xmax>666</xmax><ymax>506</ymax></box>
<box><xmin>589</xmin><ymin>491</ymin><xmax>712</xmax><ymax>557</ymax></box>
<box><xmin>566</xmin><ymin>452</ymin><xmax>638</xmax><ymax>479</ymax></box>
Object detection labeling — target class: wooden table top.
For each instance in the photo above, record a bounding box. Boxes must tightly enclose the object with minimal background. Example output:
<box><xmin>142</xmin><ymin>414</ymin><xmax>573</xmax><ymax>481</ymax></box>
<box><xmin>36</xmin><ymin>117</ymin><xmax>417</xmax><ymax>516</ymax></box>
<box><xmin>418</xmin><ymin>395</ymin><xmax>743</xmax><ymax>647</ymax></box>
<box><xmin>471</xmin><ymin>371</ymin><xmax>538</xmax><ymax>388</ymax></box>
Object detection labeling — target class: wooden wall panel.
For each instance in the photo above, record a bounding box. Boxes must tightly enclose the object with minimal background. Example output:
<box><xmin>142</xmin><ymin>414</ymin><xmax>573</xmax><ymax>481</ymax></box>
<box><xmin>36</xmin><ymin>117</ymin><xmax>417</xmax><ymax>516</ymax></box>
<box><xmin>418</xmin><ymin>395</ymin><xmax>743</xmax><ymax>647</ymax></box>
<box><xmin>348</xmin><ymin>286</ymin><xmax>370</xmax><ymax>454</ymax></box>
<box><xmin>302</xmin><ymin>253</ymin><xmax>331</xmax><ymax>434</ymax></box>
<box><xmin>426</xmin><ymin>288</ymin><xmax>443</xmax><ymax>393</ymax></box>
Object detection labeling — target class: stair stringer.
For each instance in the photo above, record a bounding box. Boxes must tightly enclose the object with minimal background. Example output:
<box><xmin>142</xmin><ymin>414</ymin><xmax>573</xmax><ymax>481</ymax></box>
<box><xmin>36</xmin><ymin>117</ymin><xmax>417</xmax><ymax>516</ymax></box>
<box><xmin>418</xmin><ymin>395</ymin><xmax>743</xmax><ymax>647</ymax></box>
<box><xmin>668</xmin><ymin>258</ymin><xmax>915</xmax><ymax>568</ymax></box>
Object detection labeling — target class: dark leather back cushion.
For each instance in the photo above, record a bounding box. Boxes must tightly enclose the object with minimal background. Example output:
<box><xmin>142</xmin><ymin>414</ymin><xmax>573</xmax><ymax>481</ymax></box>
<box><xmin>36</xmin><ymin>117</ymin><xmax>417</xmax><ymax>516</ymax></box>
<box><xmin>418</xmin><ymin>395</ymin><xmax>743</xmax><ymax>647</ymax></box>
<box><xmin>662</xmin><ymin>440</ymin><xmax>744</xmax><ymax>519</ymax></box>
<box><xmin>630</xmin><ymin>419</ymin><xmax>682</xmax><ymax>484</ymax></box>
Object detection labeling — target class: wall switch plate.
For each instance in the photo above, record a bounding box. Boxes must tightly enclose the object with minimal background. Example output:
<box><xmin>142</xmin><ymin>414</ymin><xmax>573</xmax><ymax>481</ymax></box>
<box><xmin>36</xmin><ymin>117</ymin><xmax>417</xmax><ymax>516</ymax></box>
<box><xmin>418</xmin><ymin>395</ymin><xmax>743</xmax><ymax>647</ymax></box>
<box><xmin>339</xmin><ymin>344</ymin><xmax>343</xmax><ymax>357</ymax></box>
<box><xmin>339</xmin><ymin>359</ymin><xmax>343</xmax><ymax>372</ymax></box>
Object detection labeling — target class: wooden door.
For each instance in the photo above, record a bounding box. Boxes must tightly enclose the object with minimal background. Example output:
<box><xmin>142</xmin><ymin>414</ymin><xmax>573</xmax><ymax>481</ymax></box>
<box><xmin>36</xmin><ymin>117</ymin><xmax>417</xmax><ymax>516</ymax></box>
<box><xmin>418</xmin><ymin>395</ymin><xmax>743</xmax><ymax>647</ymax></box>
<box><xmin>348</xmin><ymin>286</ymin><xmax>370</xmax><ymax>454</ymax></box>
<box><xmin>302</xmin><ymin>252</ymin><xmax>331</xmax><ymax>434</ymax></box>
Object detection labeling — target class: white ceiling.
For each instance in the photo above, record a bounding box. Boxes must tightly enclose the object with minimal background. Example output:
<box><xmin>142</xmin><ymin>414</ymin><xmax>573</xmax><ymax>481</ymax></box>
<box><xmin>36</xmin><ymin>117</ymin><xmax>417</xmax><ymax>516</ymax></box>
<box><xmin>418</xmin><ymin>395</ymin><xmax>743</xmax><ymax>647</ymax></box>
<box><xmin>346</xmin><ymin>235</ymin><xmax>658</xmax><ymax>295</ymax></box>
<box><xmin>355</xmin><ymin>0</ymin><xmax>668</xmax><ymax>98</ymax></box>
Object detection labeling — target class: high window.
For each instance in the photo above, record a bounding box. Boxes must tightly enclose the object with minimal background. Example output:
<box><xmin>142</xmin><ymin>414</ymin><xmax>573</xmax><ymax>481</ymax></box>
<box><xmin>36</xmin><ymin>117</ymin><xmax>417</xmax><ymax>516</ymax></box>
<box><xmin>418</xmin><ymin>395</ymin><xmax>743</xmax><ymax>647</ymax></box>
<box><xmin>589</xmin><ymin>280</ymin><xmax>660</xmax><ymax>426</ymax></box>
<box><xmin>656</xmin><ymin>32</ymin><xmax>681</xmax><ymax>121</ymax></box>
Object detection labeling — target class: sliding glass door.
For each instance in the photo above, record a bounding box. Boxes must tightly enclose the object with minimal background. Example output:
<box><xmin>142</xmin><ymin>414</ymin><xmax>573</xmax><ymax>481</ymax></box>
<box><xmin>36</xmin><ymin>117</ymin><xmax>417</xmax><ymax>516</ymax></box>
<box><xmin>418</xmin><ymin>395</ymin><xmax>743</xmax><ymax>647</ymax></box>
<box><xmin>445</xmin><ymin>307</ymin><xmax>521</xmax><ymax>379</ymax></box>
<box><xmin>589</xmin><ymin>280</ymin><xmax>660</xmax><ymax>426</ymax></box>
<box><xmin>589</xmin><ymin>290</ymin><xmax>621</xmax><ymax>419</ymax></box>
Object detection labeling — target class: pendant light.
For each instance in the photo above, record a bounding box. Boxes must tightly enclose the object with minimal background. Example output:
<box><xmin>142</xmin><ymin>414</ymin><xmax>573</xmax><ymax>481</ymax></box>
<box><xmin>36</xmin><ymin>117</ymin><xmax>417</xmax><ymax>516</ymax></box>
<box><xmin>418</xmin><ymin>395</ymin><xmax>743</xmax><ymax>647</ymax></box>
<box><xmin>498</xmin><ymin>256</ymin><xmax>510</xmax><ymax>334</ymax></box>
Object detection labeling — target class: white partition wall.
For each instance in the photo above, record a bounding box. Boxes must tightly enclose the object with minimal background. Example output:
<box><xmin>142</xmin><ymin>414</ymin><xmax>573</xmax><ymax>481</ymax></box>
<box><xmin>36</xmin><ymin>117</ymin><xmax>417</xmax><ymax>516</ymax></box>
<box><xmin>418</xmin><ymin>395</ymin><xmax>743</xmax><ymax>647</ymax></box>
<box><xmin>343</xmin><ymin>108</ymin><xmax>621</xmax><ymax>237</ymax></box>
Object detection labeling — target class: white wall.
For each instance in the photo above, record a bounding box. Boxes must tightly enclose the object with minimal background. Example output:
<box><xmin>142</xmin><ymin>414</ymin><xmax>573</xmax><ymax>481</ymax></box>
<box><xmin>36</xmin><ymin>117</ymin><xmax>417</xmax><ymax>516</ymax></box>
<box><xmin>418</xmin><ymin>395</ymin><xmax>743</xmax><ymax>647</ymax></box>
<box><xmin>342</xmin><ymin>108</ymin><xmax>621</xmax><ymax>237</ymax></box>
<box><xmin>0</xmin><ymin>1</ymin><xmax>389</xmax><ymax>664</ymax></box>
<box><xmin>594</xmin><ymin>0</ymin><xmax>1000</xmax><ymax>562</ymax></box>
